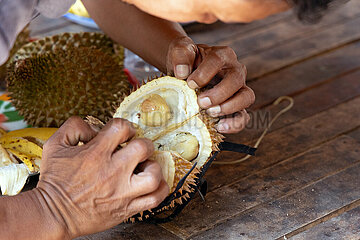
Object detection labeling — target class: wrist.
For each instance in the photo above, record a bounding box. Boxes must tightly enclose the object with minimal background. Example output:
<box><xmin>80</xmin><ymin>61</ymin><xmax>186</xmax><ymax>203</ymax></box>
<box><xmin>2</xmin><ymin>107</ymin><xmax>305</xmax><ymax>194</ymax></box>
<box><xmin>32</xmin><ymin>188</ymin><xmax>73</xmax><ymax>240</ymax></box>
<box><xmin>0</xmin><ymin>189</ymin><xmax>70</xmax><ymax>240</ymax></box>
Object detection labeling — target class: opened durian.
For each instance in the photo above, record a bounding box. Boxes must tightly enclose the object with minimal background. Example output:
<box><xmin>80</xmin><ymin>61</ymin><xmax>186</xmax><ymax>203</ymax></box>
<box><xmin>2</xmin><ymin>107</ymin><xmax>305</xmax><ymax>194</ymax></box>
<box><xmin>7</xmin><ymin>32</ymin><xmax>129</xmax><ymax>127</ymax></box>
<box><xmin>114</xmin><ymin>76</ymin><xmax>223</xmax><ymax>219</ymax></box>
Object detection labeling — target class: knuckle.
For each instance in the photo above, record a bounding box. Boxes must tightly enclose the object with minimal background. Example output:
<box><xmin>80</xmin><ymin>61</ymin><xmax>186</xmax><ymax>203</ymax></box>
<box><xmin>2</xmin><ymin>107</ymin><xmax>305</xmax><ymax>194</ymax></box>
<box><xmin>147</xmin><ymin>195</ymin><xmax>162</xmax><ymax>209</ymax></box>
<box><xmin>220</xmin><ymin>46</ymin><xmax>237</xmax><ymax>61</ymax></box>
<box><xmin>130</xmin><ymin>139</ymin><xmax>152</xmax><ymax>158</ymax></box>
<box><xmin>246</xmin><ymin>87</ymin><xmax>256</xmax><ymax>104</ymax></box>
<box><xmin>66</xmin><ymin>116</ymin><xmax>84</xmax><ymax>126</ymax></box>
<box><xmin>242</xmin><ymin>64</ymin><xmax>248</xmax><ymax>76</ymax></box>
<box><xmin>111</xmin><ymin>118</ymin><xmax>133</xmax><ymax>139</ymax></box>
<box><xmin>146</xmin><ymin>174</ymin><xmax>160</xmax><ymax>192</ymax></box>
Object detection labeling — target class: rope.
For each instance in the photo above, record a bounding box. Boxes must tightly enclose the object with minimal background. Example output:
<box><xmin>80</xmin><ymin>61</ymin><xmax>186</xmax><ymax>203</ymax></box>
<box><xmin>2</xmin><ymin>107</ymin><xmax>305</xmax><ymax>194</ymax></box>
<box><xmin>213</xmin><ymin>96</ymin><xmax>294</xmax><ymax>165</ymax></box>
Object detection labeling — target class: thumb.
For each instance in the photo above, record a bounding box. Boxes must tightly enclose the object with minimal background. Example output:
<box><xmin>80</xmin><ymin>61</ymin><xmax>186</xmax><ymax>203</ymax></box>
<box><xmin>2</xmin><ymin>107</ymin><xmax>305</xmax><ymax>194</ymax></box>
<box><xmin>167</xmin><ymin>36</ymin><xmax>197</xmax><ymax>79</ymax></box>
<box><xmin>44</xmin><ymin>116</ymin><xmax>97</xmax><ymax>152</ymax></box>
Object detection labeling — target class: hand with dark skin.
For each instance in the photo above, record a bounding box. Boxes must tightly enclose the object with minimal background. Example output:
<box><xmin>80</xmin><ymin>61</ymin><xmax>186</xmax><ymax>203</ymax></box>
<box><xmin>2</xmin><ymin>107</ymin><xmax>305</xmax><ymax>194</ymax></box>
<box><xmin>0</xmin><ymin>117</ymin><xmax>168</xmax><ymax>239</ymax></box>
<box><xmin>83</xmin><ymin>0</ymin><xmax>255</xmax><ymax>134</ymax></box>
<box><xmin>167</xmin><ymin>37</ymin><xmax>254</xmax><ymax>133</ymax></box>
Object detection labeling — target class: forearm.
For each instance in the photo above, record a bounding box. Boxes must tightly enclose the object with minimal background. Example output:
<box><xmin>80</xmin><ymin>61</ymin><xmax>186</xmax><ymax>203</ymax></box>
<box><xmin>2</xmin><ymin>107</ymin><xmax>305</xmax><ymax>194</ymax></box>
<box><xmin>82</xmin><ymin>0</ymin><xmax>187</xmax><ymax>73</ymax></box>
<box><xmin>0</xmin><ymin>189</ymin><xmax>68</xmax><ymax>240</ymax></box>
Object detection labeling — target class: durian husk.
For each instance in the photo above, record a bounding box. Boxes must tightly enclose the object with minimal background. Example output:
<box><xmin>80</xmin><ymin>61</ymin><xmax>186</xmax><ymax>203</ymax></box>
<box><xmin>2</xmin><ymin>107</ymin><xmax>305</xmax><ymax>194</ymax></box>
<box><xmin>0</xmin><ymin>27</ymin><xmax>29</xmax><ymax>89</ymax></box>
<box><xmin>7</xmin><ymin>32</ymin><xmax>129</xmax><ymax>127</ymax></box>
<box><xmin>114</xmin><ymin>76</ymin><xmax>224</xmax><ymax>222</ymax></box>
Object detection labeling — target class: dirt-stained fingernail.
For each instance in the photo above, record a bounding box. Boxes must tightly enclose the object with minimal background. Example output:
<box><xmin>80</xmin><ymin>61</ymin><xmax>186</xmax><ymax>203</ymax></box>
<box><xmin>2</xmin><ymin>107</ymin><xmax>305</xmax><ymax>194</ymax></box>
<box><xmin>207</xmin><ymin>105</ymin><xmax>221</xmax><ymax>116</ymax></box>
<box><xmin>198</xmin><ymin>97</ymin><xmax>212</xmax><ymax>108</ymax></box>
<box><xmin>187</xmin><ymin>80</ymin><xmax>199</xmax><ymax>89</ymax></box>
<box><xmin>175</xmin><ymin>65</ymin><xmax>190</xmax><ymax>79</ymax></box>
<box><xmin>217</xmin><ymin>121</ymin><xmax>229</xmax><ymax>132</ymax></box>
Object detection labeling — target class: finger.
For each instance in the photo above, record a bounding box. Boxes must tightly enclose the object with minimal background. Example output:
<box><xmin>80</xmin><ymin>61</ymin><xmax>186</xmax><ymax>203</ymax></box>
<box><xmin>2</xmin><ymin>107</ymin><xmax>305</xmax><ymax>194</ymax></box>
<box><xmin>112</xmin><ymin>138</ymin><xmax>154</xmax><ymax>172</ymax></box>
<box><xmin>126</xmin><ymin>179</ymin><xmax>169</xmax><ymax>217</ymax></box>
<box><xmin>167</xmin><ymin>37</ymin><xmax>197</xmax><ymax>79</ymax></box>
<box><xmin>130</xmin><ymin>160</ymin><xmax>163</xmax><ymax>196</ymax></box>
<box><xmin>187</xmin><ymin>46</ymin><xmax>238</xmax><ymax>91</ymax></box>
<box><xmin>46</xmin><ymin>116</ymin><xmax>97</xmax><ymax>148</ymax></box>
<box><xmin>89</xmin><ymin>118</ymin><xmax>136</xmax><ymax>152</ymax></box>
<box><xmin>216</xmin><ymin>110</ymin><xmax>251</xmax><ymax>134</ymax></box>
<box><xmin>198</xmin><ymin>67</ymin><xmax>246</xmax><ymax>110</ymax></box>
<box><xmin>186</xmin><ymin>51</ymin><xmax>223</xmax><ymax>91</ymax></box>
<box><xmin>207</xmin><ymin>86</ymin><xmax>255</xmax><ymax>117</ymax></box>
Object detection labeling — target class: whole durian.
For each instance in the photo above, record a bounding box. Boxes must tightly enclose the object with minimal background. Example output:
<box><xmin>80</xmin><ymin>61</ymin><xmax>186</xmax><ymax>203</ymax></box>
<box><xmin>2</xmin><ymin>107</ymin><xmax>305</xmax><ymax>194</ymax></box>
<box><xmin>7</xmin><ymin>32</ymin><xmax>129</xmax><ymax>127</ymax></box>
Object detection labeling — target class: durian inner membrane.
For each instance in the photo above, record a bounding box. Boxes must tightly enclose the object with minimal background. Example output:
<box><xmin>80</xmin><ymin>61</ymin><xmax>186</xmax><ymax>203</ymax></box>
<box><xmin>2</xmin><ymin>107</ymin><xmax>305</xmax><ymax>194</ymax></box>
<box><xmin>114</xmin><ymin>77</ymin><xmax>212</xmax><ymax>167</ymax></box>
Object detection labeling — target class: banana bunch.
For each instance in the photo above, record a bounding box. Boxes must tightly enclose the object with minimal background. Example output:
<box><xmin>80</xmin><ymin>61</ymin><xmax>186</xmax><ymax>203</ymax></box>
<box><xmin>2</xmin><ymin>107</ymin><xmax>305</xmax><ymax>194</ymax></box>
<box><xmin>0</xmin><ymin>128</ymin><xmax>57</xmax><ymax>196</ymax></box>
<box><xmin>68</xmin><ymin>0</ymin><xmax>90</xmax><ymax>18</ymax></box>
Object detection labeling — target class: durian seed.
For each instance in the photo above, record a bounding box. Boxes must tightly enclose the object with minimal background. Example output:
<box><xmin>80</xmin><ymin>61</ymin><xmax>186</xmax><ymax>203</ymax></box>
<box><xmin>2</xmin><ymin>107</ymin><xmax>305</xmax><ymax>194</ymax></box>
<box><xmin>140</xmin><ymin>94</ymin><xmax>171</xmax><ymax>127</ymax></box>
<box><xmin>170</xmin><ymin>132</ymin><xmax>199</xmax><ymax>161</ymax></box>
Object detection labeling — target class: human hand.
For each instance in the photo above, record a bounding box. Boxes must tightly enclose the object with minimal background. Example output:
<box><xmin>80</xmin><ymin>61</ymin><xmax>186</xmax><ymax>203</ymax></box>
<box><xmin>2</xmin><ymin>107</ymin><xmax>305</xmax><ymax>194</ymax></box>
<box><xmin>166</xmin><ymin>36</ymin><xmax>255</xmax><ymax>134</ymax></box>
<box><xmin>36</xmin><ymin>117</ymin><xmax>169</xmax><ymax>239</ymax></box>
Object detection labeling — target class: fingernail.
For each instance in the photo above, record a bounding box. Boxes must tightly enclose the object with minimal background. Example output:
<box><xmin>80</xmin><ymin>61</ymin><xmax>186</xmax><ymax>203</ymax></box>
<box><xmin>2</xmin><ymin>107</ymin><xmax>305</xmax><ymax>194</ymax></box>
<box><xmin>175</xmin><ymin>65</ymin><xmax>190</xmax><ymax>79</ymax></box>
<box><xmin>187</xmin><ymin>80</ymin><xmax>199</xmax><ymax>89</ymax></box>
<box><xmin>217</xmin><ymin>121</ymin><xmax>229</xmax><ymax>132</ymax></box>
<box><xmin>206</xmin><ymin>105</ymin><xmax>221</xmax><ymax>116</ymax></box>
<box><xmin>198</xmin><ymin>97</ymin><xmax>212</xmax><ymax>108</ymax></box>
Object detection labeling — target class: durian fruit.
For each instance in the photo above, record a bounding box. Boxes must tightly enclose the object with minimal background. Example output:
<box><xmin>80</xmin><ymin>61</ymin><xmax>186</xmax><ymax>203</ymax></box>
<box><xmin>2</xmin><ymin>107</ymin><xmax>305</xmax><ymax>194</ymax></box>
<box><xmin>0</xmin><ymin>128</ymin><xmax>58</xmax><ymax>196</ymax></box>
<box><xmin>0</xmin><ymin>27</ymin><xmax>29</xmax><ymax>89</ymax></box>
<box><xmin>7</xmin><ymin>32</ymin><xmax>129</xmax><ymax>127</ymax></box>
<box><xmin>114</xmin><ymin>76</ymin><xmax>224</xmax><ymax>220</ymax></box>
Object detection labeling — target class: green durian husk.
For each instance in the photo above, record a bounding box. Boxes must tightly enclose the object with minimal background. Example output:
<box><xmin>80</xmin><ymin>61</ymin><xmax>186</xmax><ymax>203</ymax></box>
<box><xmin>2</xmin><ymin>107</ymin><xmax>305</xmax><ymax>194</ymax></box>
<box><xmin>7</xmin><ymin>42</ymin><xmax>129</xmax><ymax>127</ymax></box>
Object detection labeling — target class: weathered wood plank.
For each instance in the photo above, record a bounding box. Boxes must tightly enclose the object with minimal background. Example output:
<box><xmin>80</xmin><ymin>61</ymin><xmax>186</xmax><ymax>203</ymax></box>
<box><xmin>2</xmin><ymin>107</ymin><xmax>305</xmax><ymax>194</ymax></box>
<box><xmin>76</xmin><ymin>222</ymin><xmax>180</xmax><ymax>240</ymax></box>
<box><xmin>242</xmin><ymin>16</ymin><xmax>360</xmax><ymax>80</ymax></box>
<box><xmin>206</xmin><ymin>96</ymin><xmax>360</xmax><ymax>192</ymax></box>
<box><xmin>347</xmin><ymin>127</ymin><xmax>360</xmax><ymax>143</ymax></box>
<box><xmin>220</xmin><ymin>0</ymin><xmax>360</xmax><ymax>59</ymax></box>
<box><xmin>291</xmin><ymin>205</ymin><xmax>360</xmax><ymax>240</ymax></box>
<box><xmin>160</xmin><ymin>136</ymin><xmax>360</xmax><ymax>239</ymax></box>
<box><xmin>248</xmin><ymin>41</ymin><xmax>360</xmax><ymax>110</ymax></box>
<box><xmin>191</xmin><ymin>162</ymin><xmax>360</xmax><ymax>240</ymax></box>
<box><xmin>235</xmin><ymin>68</ymin><xmax>360</xmax><ymax>145</ymax></box>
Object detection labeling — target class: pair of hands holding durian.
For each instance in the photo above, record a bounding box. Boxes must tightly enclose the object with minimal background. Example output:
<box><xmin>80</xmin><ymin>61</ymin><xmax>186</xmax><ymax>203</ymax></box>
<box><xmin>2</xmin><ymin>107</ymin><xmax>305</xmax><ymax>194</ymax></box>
<box><xmin>167</xmin><ymin>36</ymin><xmax>255</xmax><ymax>134</ymax></box>
<box><xmin>1</xmin><ymin>36</ymin><xmax>254</xmax><ymax>240</ymax></box>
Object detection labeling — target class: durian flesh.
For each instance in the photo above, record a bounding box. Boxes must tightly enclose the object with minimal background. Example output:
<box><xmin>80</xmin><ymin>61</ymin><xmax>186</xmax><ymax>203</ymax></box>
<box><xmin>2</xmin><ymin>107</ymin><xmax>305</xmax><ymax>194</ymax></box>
<box><xmin>114</xmin><ymin>77</ymin><xmax>213</xmax><ymax>166</ymax></box>
<box><xmin>114</xmin><ymin>77</ymin><xmax>218</xmax><ymax>199</ymax></box>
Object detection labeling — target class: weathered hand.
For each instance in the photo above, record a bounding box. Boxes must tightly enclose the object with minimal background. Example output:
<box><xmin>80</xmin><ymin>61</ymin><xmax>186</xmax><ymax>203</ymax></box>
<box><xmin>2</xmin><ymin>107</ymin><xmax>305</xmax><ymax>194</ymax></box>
<box><xmin>167</xmin><ymin>36</ymin><xmax>255</xmax><ymax>134</ymax></box>
<box><xmin>37</xmin><ymin>117</ymin><xmax>168</xmax><ymax>239</ymax></box>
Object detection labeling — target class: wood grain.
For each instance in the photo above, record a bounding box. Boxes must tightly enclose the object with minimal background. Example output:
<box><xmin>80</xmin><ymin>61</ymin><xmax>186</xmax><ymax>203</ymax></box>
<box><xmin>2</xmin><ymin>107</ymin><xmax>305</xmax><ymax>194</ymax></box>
<box><xmin>192</xmin><ymin>161</ymin><xmax>360</xmax><ymax>240</ymax></box>
<box><xmin>160</xmin><ymin>136</ymin><xmax>360</xmax><ymax>239</ymax></box>
<box><xmin>291</xmin><ymin>205</ymin><xmax>360</xmax><ymax>240</ymax></box>
<box><xmin>206</xmin><ymin>96</ymin><xmax>360</xmax><ymax>192</ymax></box>
<box><xmin>242</xmin><ymin>16</ymin><xmax>360</xmax><ymax>79</ymax></box>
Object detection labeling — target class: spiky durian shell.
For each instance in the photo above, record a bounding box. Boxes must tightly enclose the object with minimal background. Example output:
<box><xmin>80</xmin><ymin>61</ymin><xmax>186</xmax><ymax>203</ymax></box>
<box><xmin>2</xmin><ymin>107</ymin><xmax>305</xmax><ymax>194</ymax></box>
<box><xmin>0</xmin><ymin>27</ymin><xmax>29</xmax><ymax>89</ymax></box>
<box><xmin>7</xmin><ymin>42</ymin><xmax>129</xmax><ymax>127</ymax></box>
<box><xmin>14</xmin><ymin>32</ymin><xmax>124</xmax><ymax>66</ymax></box>
<box><xmin>115</xmin><ymin>76</ymin><xmax>224</xmax><ymax>222</ymax></box>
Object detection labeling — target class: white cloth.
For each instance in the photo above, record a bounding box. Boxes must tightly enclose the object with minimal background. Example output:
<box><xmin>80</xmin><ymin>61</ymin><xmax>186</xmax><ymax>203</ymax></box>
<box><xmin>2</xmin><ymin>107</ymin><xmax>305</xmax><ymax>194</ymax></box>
<box><xmin>0</xmin><ymin>0</ymin><xmax>75</xmax><ymax>65</ymax></box>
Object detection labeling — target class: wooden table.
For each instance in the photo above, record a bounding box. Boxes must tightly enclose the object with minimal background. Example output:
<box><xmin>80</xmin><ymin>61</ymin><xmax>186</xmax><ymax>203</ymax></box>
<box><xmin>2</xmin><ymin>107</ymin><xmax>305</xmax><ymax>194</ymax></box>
<box><xmin>28</xmin><ymin>1</ymin><xmax>360</xmax><ymax>239</ymax></box>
